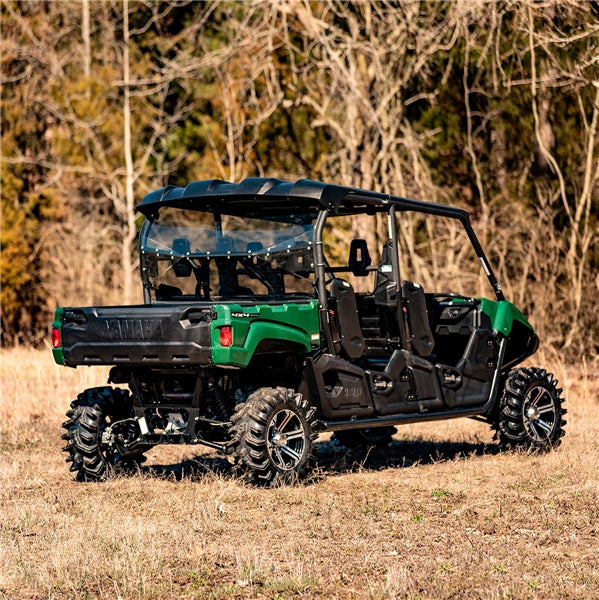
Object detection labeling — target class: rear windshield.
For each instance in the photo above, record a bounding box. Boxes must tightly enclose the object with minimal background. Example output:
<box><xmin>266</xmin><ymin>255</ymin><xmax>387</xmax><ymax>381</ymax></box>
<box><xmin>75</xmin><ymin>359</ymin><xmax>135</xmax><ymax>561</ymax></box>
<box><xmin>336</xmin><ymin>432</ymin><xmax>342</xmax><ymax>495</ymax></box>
<box><xmin>141</xmin><ymin>208</ymin><xmax>315</xmax><ymax>258</ymax></box>
<box><xmin>139</xmin><ymin>208</ymin><xmax>317</xmax><ymax>302</ymax></box>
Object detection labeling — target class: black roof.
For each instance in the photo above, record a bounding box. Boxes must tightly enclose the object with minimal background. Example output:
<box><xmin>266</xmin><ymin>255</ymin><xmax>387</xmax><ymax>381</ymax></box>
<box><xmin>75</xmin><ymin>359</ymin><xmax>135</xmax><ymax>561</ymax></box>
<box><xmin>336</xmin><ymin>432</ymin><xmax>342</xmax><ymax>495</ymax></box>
<box><xmin>136</xmin><ymin>177</ymin><xmax>470</xmax><ymax>221</ymax></box>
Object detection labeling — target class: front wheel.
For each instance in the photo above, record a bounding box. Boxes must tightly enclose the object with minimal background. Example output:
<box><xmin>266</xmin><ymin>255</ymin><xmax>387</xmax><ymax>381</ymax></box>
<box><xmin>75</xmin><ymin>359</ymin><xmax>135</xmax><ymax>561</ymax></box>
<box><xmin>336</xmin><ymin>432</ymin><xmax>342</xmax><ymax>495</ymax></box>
<box><xmin>497</xmin><ymin>367</ymin><xmax>566</xmax><ymax>451</ymax></box>
<box><xmin>230</xmin><ymin>387</ymin><xmax>318</xmax><ymax>485</ymax></box>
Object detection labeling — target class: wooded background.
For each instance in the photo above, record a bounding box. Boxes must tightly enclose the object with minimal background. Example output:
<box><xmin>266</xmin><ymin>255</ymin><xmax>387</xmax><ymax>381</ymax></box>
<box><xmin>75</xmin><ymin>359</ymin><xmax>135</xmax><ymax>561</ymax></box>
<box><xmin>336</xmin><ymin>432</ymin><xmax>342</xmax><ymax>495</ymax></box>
<box><xmin>1</xmin><ymin>0</ymin><xmax>598</xmax><ymax>360</ymax></box>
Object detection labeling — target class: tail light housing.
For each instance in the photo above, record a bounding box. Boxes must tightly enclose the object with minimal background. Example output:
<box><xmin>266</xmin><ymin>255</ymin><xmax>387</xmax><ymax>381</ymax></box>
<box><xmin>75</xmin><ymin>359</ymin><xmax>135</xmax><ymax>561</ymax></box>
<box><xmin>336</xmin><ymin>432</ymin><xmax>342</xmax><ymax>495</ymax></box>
<box><xmin>219</xmin><ymin>325</ymin><xmax>233</xmax><ymax>347</ymax></box>
<box><xmin>51</xmin><ymin>327</ymin><xmax>62</xmax><ymax>348</ymax></box>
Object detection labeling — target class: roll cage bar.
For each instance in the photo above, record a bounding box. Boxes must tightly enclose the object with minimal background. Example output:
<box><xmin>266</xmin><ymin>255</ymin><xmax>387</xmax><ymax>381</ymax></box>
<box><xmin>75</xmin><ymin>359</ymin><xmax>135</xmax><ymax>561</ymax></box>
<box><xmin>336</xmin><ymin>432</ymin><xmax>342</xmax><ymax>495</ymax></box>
<box><xmin>137</xmin><ymin>177</ymin><xmax>505</xmax><ymax>304</ymax></box>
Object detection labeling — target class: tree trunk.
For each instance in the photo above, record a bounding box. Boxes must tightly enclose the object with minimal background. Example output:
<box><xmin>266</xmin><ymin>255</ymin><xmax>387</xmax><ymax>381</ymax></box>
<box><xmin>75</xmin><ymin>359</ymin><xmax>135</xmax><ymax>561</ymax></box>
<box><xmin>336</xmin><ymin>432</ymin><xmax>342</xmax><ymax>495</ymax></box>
<box><xmin>81</xmin><ymin>0</ymin><xmax>91</xmax><ymax>79</ymax></box>
<box><xmin>122</xmin><ymin>0</ymin><xmax>136</xmax><ymax>304</ymax></box>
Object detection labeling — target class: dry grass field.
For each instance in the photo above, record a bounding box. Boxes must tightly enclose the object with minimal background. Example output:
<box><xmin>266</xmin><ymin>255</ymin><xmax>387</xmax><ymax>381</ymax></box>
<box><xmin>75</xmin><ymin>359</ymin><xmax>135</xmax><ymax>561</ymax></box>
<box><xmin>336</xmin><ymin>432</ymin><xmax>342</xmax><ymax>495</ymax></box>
<box><xmin>1</xmin><ymin>347</ymin><xmax>598</xmax><ymax>599</ymax></box>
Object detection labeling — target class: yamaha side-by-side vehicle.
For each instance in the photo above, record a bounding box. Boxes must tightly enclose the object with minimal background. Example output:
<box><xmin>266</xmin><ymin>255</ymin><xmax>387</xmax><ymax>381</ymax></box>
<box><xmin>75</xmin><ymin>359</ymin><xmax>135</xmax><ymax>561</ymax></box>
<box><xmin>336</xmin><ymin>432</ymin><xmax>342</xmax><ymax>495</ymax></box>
<box><xmin>52</xmin><ymin>178</ymin><xmax>566</xmax><ymax>483</ymax></box>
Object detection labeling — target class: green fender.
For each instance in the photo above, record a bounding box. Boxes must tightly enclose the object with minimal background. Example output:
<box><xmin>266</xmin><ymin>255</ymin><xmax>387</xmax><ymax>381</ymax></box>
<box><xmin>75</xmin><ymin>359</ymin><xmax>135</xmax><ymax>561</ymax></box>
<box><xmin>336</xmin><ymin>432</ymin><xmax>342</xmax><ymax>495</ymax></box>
<box><xmin>210</xmin><ymin>300</ymin><xmax>320</xmax><ymax>367</ymax></box>
<box><xmin>478</xmin><ymin>298</ymin><xmax>534</xmax><ymax>337</ymax></box>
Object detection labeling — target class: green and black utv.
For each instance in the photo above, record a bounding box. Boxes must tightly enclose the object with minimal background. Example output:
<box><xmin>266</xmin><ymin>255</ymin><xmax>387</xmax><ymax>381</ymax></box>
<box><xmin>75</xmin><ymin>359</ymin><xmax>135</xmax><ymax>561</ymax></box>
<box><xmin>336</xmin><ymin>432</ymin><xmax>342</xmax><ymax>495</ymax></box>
<box><xmin>53</xmin><ymin>178</ymin><xmax>566</xmax><ymax>484</ymax></box>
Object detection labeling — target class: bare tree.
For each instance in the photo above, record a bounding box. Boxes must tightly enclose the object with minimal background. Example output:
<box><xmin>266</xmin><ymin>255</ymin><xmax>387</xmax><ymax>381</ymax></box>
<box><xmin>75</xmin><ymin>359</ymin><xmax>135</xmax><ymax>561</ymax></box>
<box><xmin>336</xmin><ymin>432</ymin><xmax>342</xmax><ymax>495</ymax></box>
<box><xmin>2</xmin><ymin>1</ymin><xmax>204</xmax><ymax>305</ymax></box>
<box><xmin>523</xmin><ymin>2</ymin><xmax>599</xmax><ymax>349</ymax></box>
<box><xmin>1</xmin><ymin>0</ymin><xmax>597</xmax><ymax>358</ymax></box>
<box><xmin>268</xmin><ymin>1</ymin><xmax>464</xmax><ymax>277</ymax></box>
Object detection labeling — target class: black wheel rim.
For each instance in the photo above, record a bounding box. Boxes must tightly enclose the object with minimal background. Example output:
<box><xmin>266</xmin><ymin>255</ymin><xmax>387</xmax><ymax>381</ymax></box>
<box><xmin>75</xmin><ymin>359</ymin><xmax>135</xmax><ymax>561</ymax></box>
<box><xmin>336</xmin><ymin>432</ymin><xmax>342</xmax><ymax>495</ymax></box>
<box><xmin>522</xmin><ymin>385</ymin><xmax>557</xmax><ymax>442</ymax></box>
<box><xmin>266</xmin><ymin>408</ymin><xmax>306</xmax><ymax>471</ymax></box>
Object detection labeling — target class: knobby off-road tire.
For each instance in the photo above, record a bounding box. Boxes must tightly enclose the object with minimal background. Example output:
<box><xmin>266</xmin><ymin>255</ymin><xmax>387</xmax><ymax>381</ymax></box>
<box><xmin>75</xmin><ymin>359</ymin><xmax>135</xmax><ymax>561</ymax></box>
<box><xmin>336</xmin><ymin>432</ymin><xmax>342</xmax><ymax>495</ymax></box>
<box><xmin>497</xmin><ymin>367</ymin><xmax>566</xmax><ymax>451</ymax></box>
<box><xmin>229</xmin><ymin>387</ymin><xmax>318</xmax><ymax>485</ymax></box>
<box><xmin>332</xmin><ymin>426</ymin><xmax>397</xmax><ymax>450</ymax></box>
<box><xmin>62</xmin><ymin>386</ymin><xmax>144</xmax><ymax>481</ymax></box>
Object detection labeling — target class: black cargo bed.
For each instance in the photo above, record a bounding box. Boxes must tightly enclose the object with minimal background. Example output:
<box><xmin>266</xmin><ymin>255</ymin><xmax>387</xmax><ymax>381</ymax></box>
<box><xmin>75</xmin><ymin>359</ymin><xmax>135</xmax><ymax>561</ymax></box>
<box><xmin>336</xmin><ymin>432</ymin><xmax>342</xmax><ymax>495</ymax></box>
<box><xmin>60</xmin><ymin>304</ymin><xmax>213</xmax><ymax>366</ymax></box>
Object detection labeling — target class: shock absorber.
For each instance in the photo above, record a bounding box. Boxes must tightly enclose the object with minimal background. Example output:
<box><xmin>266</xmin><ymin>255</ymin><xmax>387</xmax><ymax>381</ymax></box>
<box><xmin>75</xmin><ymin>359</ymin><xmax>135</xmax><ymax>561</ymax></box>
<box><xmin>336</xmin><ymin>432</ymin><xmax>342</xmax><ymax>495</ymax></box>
<box><xmin>208</xmin><ymin>384</ymin><xmax>228</xmax><ymax>421</ymax></box>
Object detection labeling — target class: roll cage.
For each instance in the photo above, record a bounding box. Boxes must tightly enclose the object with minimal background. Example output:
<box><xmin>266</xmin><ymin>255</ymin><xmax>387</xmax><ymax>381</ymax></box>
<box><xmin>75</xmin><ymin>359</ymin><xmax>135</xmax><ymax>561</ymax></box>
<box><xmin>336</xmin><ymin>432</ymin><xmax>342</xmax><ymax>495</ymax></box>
<box><xmin>137</xmin><ymin>177</ymin><xmax>505</xmax><ymax>308</ymax></box>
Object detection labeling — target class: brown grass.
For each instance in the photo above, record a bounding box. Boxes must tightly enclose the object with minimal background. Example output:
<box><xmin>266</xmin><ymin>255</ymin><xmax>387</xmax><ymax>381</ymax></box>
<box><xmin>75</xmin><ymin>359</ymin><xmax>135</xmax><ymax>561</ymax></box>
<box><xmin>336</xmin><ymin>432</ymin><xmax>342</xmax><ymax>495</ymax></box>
<box><xmin>1</xmin><ymin>348</ymin><xmax>598</xmax><ymax>599</ymax></box>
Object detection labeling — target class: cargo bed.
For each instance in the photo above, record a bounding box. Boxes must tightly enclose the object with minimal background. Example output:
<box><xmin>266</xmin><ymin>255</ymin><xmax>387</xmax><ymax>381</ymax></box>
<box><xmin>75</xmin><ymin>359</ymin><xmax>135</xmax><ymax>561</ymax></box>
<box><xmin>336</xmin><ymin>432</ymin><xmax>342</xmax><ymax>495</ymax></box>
<box><xmin>55</xmin><ymin>304</ymin><xmax>214</xmax><ymax>366</ymax></box>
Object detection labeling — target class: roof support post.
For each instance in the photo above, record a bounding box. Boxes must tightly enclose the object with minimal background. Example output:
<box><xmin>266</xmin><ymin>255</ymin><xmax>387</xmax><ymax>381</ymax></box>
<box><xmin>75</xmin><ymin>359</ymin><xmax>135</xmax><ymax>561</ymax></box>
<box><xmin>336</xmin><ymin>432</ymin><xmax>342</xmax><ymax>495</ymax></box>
<box><xmin>388</xmin><ymin>206</ymin><xmax>409</xmax><ymax>350</ymax></box>
<box><xmin>461</xmin><ymin>218</ymin><xmax>505</xmax><ymax>301</ymax></box>
<box><xmin>313</xmin><ymin>209</ymin><xmax>335</xmax><ymax>354</ymax></box>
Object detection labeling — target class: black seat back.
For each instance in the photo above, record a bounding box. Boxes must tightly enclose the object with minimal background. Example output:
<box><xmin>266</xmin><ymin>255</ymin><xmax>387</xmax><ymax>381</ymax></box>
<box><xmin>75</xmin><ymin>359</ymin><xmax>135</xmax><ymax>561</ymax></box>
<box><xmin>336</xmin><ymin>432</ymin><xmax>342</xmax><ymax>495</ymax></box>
<box><xmin>348</xmin><ymin>239</ymin><xmax>371</xmax><ymax>276</ymax></box>
<box><xmin>374</xmin><ymin>242</ymin><xmax>398</xmax><ymax>309</ymax></box>
<box><xmin>401</xmin><ymin>281</ymin><xmax>435</xmax><ymax>357</ymax></box>
<box><xmin>330</xmin><ymin>278</ymin><xmax>365</xmax><ymax>359</ymax></box>
<box><xmin>172</xmin><ymin>238</ymin><xmax>192</xmax><ymax>277</ymax></box>
<box><xmin>368</xmin><ymin>242</ymin><xmax>401</xmax><ymax>345</ymax></box>
<box><xmin>215</xmin><ymin>238</ymin><xmax>239</xmax><ymax>298</ymax></box>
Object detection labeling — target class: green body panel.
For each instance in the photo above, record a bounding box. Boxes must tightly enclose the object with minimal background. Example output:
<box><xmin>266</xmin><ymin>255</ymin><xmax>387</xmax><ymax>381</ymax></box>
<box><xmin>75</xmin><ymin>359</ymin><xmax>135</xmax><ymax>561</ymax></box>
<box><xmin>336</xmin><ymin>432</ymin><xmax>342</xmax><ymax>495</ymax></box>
<box><xmin>477</xmin><ymin>298</ymin><xmax>533</xmax><ymax>337</ymax></box>
<box><xmin>52</xmin><ymin>307</ymin><xmax>65</xmax><ymax>365</ymax></box>
<box><xmin>210</xmin><ymin>300</ymin><xmax>320</xmax><ymax>368</ymax></box>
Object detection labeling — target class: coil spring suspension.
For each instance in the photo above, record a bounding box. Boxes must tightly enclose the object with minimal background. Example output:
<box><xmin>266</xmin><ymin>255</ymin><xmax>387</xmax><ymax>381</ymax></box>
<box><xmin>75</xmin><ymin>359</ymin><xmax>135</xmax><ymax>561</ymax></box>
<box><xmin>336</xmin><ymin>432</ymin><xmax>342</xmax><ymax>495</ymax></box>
<box><xmin>208</xmin><ymin>384</ymin><xmax>228</xmax><ymax>421</ymax></box>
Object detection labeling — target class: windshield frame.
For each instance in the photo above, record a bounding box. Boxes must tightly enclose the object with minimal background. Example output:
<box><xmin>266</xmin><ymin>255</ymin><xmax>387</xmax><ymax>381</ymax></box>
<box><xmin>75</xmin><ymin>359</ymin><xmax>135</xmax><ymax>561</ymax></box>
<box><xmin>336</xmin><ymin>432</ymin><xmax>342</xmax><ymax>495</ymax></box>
<box><xmin>139</xmin><ymin>206</ymin><xmax>319</xmax><ymax>304</ymax></box>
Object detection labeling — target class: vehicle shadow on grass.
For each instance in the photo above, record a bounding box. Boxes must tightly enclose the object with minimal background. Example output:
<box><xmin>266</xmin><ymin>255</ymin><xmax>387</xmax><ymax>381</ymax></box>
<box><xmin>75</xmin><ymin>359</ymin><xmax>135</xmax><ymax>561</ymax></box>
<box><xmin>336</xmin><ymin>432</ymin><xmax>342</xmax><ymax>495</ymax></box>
<box><xmin>140</xmin><ymin>437</ymin><xmax>502</xmax><ymax>484</ymax></box>
<box><xmin>141</xmin><ymin>455</ymin><xmax>233</xmax><ymax>482</ymax></box>
<box><xmin>313</xmin><ymin>438</ymin><xmax>502</xmax><ymax>478</ymax></box>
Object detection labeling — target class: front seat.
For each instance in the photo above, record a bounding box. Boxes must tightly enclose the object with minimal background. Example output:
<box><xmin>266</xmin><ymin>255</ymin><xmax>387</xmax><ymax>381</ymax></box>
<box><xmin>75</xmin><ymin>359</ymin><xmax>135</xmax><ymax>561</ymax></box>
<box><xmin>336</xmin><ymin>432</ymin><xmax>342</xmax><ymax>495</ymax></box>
<box><xmin>401</xmin><ymin>280</ymin><xmax>435</xmax><ymax>358</ymax></box>
<box><xmin>329</xmin><ymin>278</ymin><xmax>366</xmax><ymax>359</ymax></box>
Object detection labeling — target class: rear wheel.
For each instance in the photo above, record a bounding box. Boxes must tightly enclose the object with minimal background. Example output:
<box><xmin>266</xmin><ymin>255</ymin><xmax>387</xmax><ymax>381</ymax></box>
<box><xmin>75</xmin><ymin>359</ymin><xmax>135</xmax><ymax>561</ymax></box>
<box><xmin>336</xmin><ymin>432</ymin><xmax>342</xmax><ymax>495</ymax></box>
<box><xmin>230</xmin><ymin>387</ymin><xmax>317</xmax><ymax>485</ymax></box>
<box><xmin>497</xmin><ymin>368</ymin><xmax>566</xmax><ymax>450</ymax></box>
<box><xmin>62</xmin><ymin>386</ymin><xmax>147</xmax><ymax>481</ymax></box>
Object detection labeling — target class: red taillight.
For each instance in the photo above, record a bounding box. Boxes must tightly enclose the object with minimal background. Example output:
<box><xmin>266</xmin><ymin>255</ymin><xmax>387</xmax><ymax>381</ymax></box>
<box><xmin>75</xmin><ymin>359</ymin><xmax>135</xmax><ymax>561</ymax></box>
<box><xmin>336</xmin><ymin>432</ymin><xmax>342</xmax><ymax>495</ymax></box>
<box><xmin>219</xmin><ymin>325</ymin><xmax>233</xmax><ymax>347</ymax></box>
<box><xmin>51</xmin><ymin>327</ymin><xmax>61</xmax><ymax>348</ymax></box>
